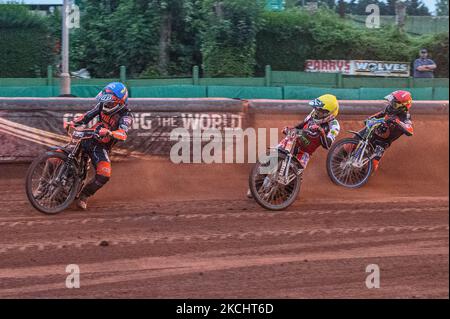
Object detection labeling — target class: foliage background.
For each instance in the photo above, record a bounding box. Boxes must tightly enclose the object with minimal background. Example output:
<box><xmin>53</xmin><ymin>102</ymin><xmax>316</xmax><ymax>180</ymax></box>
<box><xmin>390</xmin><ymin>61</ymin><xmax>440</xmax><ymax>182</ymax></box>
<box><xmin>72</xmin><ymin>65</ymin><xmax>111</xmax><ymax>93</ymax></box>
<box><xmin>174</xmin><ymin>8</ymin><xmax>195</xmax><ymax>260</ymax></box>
<box><xmin>0</xmin><ymin>1</ymin><xmax>448</xmax><ymax>78</ymax></box>
<box><xmin>0</xmin><ymin>4</ymin><xmax>55</xmax><ymax>77</ymax></box>
<box><xmin>256</xmin><ymin>9</ymin><xmax>449</xmax><ymax>77</ymax></box>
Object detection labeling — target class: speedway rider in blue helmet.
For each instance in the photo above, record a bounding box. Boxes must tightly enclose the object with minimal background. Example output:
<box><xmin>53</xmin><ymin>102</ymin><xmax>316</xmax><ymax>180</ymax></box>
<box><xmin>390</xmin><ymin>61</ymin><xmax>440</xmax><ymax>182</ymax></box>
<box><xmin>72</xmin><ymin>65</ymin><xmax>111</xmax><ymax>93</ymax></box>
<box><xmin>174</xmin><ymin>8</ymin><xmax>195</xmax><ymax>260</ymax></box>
<box><xmin>65</xmin><ymin>82</ymin><xmax>133</xmax><ymax>210</ymax></box>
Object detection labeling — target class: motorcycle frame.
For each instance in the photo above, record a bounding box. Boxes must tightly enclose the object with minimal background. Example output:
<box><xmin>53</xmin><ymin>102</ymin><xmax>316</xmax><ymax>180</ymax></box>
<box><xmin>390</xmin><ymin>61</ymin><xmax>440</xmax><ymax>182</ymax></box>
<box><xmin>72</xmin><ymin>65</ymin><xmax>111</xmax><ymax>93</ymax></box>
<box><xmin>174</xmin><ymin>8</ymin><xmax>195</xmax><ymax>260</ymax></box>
<box><xmin>269</xmin><ymin>129</ymin><xmax>307</xmax><ymax>184</ymax></box>
<box><xmin>47</xmin><ymin>128</ymin><xmax>97</xmax><ymax>196</ymax></box>
<box><xmin>347</xmin><ymin>118</ymin><xmax>385</xmax><ymax>167</ymax></box>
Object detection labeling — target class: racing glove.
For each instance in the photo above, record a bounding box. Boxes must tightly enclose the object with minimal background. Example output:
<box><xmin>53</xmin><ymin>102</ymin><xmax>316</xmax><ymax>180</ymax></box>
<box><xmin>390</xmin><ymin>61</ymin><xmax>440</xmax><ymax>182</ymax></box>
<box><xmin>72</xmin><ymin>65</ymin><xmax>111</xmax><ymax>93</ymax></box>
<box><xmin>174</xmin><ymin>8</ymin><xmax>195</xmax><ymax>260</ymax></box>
<box><xmin>309</xmin><ymin>124</ymin><xmax>325</xmax><ymax>135</ymax></box>
<box><xmin>94</xmin><ymin>126</ymin><xmax>111</xmax><ymax>137</ymax></box>
<box><xmin>63</xmin><ymin>121</ymin><xmax>75</xmax><ymax>132</ymax></box>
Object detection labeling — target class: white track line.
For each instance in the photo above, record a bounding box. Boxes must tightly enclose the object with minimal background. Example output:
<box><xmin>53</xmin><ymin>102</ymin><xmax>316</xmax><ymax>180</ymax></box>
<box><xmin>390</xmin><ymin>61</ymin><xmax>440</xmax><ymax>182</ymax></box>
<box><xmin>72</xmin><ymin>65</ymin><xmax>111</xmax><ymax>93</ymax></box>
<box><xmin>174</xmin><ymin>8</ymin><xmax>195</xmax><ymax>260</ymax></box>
<box><xmin>0</xmin><ymin>206</ymin><xmax>447</xmax><ymax>228</ymax></box>
<box><xmin>0</xmin><ymin>224</ymin><xmax>447</xmax><ymax>254</ymax></box>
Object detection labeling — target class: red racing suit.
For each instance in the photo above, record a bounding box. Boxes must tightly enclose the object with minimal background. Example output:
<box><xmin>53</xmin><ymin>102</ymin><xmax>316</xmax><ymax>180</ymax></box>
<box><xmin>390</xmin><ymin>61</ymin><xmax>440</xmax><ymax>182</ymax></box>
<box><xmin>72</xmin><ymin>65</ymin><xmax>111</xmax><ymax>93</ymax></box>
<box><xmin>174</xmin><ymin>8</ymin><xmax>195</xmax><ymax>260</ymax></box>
<box><xmin>72</xmin><ymin>104</ymin><xmax>133</xmax><ymax>198</ymax></box>
<box><xmin>362</xmin><ymin>108</ymin><xmax>413</xmax><ymax>162</ymax></box>
<box><xmin>283</xmin><ymin>112</ymin><xmax>340</xmax><ymax>168</ymax></box>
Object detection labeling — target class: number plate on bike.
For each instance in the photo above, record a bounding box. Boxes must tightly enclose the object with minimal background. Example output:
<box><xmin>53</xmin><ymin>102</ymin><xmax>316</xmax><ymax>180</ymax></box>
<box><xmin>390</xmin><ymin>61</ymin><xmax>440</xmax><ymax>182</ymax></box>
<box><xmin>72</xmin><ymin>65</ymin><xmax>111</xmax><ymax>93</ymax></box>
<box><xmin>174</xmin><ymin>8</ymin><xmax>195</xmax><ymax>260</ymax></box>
<box><xmin>73</xmin><ymin>131</ymin><xmax>85</xmax><ymax>139</ymax></box>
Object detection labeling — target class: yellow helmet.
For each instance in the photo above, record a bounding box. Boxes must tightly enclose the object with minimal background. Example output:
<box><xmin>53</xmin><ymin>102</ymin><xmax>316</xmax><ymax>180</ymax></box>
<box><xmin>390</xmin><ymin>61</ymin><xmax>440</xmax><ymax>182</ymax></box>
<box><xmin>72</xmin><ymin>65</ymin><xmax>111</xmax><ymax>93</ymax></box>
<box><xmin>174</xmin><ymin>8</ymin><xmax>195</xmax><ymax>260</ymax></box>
<box><xmin>308</xmin><ymin>94</ymin><xmax>339</xmax><ymax>123</ymax></box>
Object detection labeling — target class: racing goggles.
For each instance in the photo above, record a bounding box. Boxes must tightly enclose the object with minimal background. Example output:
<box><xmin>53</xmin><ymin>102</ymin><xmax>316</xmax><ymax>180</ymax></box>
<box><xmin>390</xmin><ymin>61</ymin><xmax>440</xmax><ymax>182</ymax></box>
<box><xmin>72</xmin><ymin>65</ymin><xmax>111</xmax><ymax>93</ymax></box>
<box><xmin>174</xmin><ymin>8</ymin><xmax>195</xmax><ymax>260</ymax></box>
<box><xmin>309</xmin><ymin>99</ymin><xmax>329</xmax><ymax>119</ymax></box>
<box><xmin>98</xmin><ymin>93</ymin><xmax>119</xmax><ymax>111</ymax></box>
<box><xmin>313</xmin><ymin>107</ymin><xmax>330</xmax><ymax>118</ymax></box>
<box><xmin>392</xmin><ymin>99</ymin><xmax>411</xmax><ymax>112</ymax></box>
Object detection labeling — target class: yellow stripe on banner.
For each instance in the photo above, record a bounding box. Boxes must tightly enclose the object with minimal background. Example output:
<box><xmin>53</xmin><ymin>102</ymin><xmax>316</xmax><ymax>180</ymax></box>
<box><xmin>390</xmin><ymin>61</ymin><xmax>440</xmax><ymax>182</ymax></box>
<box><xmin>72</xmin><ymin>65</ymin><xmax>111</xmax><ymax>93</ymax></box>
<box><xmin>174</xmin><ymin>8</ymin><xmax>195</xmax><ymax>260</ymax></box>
<box><xmin>0</xmin><ymin>123</ymin><xmax>65</xmax><ymax>147</ymax></box>
<box><xmin>0</xmin><ymin>118</ymin><xmax>149</xmax><ymax>160</ymax></box>
<box><xmin>0</xmin><ymin>117</ymin><xmax>69</xmax><ymax>143</ymax></box>
<box><xmin>0</xmin><ymin>128</ymin><xmax>54</xmax><ymax>148</ymax></box>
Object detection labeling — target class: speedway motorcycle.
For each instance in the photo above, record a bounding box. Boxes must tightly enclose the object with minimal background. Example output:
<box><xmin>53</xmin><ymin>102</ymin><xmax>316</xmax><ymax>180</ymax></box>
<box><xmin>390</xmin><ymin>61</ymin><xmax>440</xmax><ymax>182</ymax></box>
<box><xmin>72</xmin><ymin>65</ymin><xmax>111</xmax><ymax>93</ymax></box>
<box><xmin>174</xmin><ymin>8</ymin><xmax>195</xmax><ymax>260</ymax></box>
<box><xmin>248</xmin><ymin>127</ymin><xmax>314</xmax><ymax>211</ymax></box>
<box><xmin>25</xmin><ymin>125</ymin><xmax>95</xmax><ymax>214</ymax></box>
<box><xmin>326</xmin><ymin>117</ymin><xmax>386</xmax><ymax>188</ymax></box>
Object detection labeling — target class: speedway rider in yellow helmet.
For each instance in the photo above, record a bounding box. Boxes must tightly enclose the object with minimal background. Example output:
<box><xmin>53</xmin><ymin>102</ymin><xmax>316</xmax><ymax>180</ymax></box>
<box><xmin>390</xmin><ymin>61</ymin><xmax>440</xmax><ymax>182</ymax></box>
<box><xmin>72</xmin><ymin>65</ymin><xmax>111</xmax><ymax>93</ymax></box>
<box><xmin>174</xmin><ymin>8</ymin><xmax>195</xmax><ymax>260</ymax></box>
<box><xmin>288</xmin><ymin>94</ymin><xmax>340</xmax><ymax>169</ymax></box>
<box><xmin>246</xmin><ymin>94</ymin><xmax>340</xmax><ymax>199</ymax></box>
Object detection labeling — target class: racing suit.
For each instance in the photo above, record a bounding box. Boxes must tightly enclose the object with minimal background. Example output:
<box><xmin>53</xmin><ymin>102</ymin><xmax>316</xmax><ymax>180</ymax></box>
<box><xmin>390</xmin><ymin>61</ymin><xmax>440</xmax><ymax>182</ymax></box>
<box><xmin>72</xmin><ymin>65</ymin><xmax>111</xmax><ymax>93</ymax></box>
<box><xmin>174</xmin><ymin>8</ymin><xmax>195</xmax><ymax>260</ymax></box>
<box><xmin>72</xmin><ymin>103</ymin><xmax>133</xmax><ymax>199</ymax></box>
<box><xmin>362</xmin><ymin>109</ymin><xmax>414</xmax><ymax>165</ymax></box>
<box><xmin>289</xmin><ymin>113</ymin><xmax>340</xmax><ymax>168</ymax></box>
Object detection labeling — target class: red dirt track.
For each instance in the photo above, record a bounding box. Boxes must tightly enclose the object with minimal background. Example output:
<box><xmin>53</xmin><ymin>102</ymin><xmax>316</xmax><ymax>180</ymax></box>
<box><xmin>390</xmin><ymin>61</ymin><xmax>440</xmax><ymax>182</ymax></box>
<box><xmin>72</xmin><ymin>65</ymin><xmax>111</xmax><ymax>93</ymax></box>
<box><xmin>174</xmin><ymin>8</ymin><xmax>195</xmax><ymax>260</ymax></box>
<box><xmin>0</xmin><ymin>114</ymin><xmax>448</xmax><ymax>298</ymax></box>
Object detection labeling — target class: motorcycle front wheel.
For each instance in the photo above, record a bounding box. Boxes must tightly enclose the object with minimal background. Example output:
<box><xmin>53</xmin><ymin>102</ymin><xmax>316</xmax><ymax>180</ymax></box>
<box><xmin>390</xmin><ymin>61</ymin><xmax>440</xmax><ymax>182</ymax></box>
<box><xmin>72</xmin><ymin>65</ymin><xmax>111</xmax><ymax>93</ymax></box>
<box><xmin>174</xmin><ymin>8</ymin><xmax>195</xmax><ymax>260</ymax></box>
<box><xmin>326</xmin><ymin>138</ymin><xmax>373</xmax><ymax>188</ymax></box>
<box><xmin>249</xmin><ymin>152</ymin><xmax>302</xmax><ymax>211</ymax></box>
<box><xmin>25</xmin><ymin>152</ymin><xmax>80</xmax><ymax>214</ymax></box>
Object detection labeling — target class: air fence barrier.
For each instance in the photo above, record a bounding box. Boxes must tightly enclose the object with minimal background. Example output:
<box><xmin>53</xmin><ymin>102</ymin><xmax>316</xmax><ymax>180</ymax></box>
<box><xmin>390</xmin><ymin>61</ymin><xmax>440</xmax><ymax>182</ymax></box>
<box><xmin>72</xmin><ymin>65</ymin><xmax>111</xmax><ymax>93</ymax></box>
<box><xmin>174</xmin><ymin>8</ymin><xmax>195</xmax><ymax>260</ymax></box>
<box><xmin>0</xmin><ymin>98</ymin><xmax>447</xmax><ymax>163</ymax></box>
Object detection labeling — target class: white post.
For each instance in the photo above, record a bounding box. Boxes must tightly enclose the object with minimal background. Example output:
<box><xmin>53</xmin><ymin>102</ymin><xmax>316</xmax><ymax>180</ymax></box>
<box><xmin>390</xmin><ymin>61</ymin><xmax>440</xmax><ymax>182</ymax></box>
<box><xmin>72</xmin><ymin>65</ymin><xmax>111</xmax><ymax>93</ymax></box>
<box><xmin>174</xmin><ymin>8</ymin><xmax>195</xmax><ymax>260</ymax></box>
<box><xmin>60</xmin><ymin>0</ymin><xmax>71</xmax><ymax>96</ymax></box>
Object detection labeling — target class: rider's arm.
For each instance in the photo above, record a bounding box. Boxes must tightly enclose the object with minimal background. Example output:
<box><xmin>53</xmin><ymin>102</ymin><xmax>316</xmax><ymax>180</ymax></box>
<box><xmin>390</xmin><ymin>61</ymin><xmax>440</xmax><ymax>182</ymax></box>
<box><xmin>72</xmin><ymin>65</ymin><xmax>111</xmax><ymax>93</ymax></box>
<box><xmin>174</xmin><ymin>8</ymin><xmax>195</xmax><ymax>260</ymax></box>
<box><xmin>294</xmin><ymin>113</ymin><xmax>312</xmax><ymax>130</ymax></box>
<box><xmin>109</xmin><ymin>113</ymin><xmax>133</xmax><ymax>141</ymax></box>
<box><xmin>392</xmin><ymin>114</ymin><xmax>414</xmax><ymax>136</ymax></box>
<box><xmin>320</xmin><ymin>120</ymin><xmax>340</xmax><ymax>150</ymax></box>
<box><xmin>294</xmin><ymin>121</ymin><xmax>305</xmax><ymax>130</ymax></box>
<box><xmin>369</xmin><ymin>111</ymin><xmax>385</xmax><ymax>120</ymax></box>
<box><xmin>73</xmin><ymin>103</ymin><xmax>102</xmax><ymax>126</ymax></box>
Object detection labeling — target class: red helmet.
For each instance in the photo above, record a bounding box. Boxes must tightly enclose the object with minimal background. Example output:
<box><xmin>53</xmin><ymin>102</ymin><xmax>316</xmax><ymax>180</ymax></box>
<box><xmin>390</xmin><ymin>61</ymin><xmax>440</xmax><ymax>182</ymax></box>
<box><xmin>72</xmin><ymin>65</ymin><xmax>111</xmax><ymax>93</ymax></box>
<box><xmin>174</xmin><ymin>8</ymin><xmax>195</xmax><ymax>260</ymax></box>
<box><xmin>385</xmin><ymin>90</ymin><xmax>412</xmax><ymax>114</ymax></box>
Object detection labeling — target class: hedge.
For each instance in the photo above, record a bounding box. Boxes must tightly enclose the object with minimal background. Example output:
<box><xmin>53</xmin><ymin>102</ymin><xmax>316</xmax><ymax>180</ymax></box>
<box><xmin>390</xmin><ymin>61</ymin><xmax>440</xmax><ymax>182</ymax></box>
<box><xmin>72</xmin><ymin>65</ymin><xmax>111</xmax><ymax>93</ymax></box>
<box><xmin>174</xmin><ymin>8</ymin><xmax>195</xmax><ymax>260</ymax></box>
<box><xmin>255</xmin><ymin>9</ymin><xmax>449</xmax><ymax>77</ymax></box>
<box><xmin>0</xmin><ymin>5</ymin><xmax>54</xmax><ymax>77</ymax></box>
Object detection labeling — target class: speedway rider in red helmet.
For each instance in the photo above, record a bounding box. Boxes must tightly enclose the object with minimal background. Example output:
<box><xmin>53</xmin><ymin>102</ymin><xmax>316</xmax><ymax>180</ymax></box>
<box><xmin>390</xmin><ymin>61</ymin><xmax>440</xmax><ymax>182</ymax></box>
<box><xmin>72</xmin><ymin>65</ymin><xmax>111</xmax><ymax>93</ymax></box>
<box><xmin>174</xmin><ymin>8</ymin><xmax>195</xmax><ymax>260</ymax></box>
<box><xmin>363</xmin><ymin>90</ymin><xmax>414</xmax><ymax>172</ymax></box>
<box><xmin>65</xmin><ymin>82</ymin><xmax>133</xmax><ymax>210</ymax></box>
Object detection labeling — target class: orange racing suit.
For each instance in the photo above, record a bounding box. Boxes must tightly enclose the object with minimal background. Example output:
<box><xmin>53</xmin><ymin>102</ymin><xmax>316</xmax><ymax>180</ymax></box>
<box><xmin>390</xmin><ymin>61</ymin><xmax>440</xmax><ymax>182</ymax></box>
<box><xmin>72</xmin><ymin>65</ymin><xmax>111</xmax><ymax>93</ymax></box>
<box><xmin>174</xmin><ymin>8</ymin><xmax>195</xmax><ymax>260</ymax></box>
<box><xmin>72</xmin><ymin>103</ymin><xmax>133</xmax><ymax>198</ymax></box>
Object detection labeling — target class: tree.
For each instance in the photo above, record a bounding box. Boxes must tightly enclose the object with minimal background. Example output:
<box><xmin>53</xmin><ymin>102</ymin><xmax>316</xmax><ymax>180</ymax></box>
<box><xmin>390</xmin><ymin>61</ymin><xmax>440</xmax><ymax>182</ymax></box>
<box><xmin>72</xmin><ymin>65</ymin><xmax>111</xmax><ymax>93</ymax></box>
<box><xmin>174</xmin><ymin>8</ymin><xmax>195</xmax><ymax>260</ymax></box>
<box><xmin>71</xmin><ymin>0</ymin><xmax>204</xmax><ymax>78</ymax></box>
<box><xmin>337</xmin><ymin>0</ymin><xmax>345</xmax><ymax>17</ymax></box>
<box><xmin>255</xmin><ymin>8</ymin><xmax>448</xmax><ymax>76</ymax></box>
<box><xmin>385</xmin><ymin>0</ymin><xmax>397</xmax><ymax>15</ymax></box>
<box><xmin>405</xmin><ymin>0</ymin><xmax>431</xmax><ymax>16</ymax></box>
<box><xmin>436</xmin><ymin>0</ymin><xmax>449</xmax><ymax>16</ymax></box>
<box><xmin>201</xmin><ymin>0</ymin><xmax>263</xmax><ymax>77</ymax></box>
<box><xmin>344</xmin><ymin>0</ymin><xmax>388</xmax><ymax>15</ymax></box>
<box><xmin>154</xmin><ymin>0</ymin><xmax>204</xmax><ymax>76</ymax></box>
<box><xmin>71</xmin><ymin>0</ymin><xmax>161</xmax><ymax>77</ymax></box>
<box><xmin>285</xmin><ymin>0</ymin><xmax>336</xmax><ymax>9</ymax></box>
<box><xmin>320</xmin><ymin>0</ymin><xmax>336</xmax><ymax>9</ymax></box>
<box><xmin>0</xmin><ymin>4</ymin><xmax>54</xmax><ymax>77</ymax></box>
<box><xmin>344</xmin><ymin>0</ymin><xmax>431</xmax><ymax>16</ymax></box>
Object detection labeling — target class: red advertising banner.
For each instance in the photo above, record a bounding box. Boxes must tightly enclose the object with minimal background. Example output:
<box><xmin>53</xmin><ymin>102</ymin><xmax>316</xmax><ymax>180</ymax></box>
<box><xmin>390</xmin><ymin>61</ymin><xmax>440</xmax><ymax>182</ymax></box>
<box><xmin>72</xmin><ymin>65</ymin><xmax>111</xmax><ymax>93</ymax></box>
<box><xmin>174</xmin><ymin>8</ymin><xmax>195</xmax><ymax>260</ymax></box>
<box><xmin>305</xmin><ymin>60</ymin><xmax>352</xmax><ymax>74</ymax></box>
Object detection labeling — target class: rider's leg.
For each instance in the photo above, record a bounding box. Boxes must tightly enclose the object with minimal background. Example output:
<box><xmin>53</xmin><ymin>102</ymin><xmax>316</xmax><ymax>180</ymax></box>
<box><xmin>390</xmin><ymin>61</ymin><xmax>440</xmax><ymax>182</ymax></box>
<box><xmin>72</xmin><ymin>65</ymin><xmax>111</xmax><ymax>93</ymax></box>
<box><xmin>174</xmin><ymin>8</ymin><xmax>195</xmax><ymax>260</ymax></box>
<box><xmin>371</xmin><ymin>143</ymin><xmax>388</xmax><ymax>172</ymax></box>
<box><xmin>296</xmin><ymin>151</ymin><xmax>310</xmax><ymax>169</ymax></box>
<box><xmin>77</xmin><ymin>145</ymin><xmax>111</xmax><ymax>210</ymax></box>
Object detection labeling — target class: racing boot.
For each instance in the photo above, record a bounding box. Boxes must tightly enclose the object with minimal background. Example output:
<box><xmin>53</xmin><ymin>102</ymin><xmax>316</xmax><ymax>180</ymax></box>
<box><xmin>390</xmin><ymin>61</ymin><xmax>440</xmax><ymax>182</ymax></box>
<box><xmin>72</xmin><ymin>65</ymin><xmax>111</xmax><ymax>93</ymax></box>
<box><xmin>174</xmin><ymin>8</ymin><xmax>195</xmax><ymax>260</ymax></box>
<box><xmin>76</xmin><ymin>194</ymin><xmax>89</xmax><ymax>210</ymax></box>
<box><xmin>371</xmin><ymin>145</ymin><xmax>385</xmax><ymax>173</ymax></box>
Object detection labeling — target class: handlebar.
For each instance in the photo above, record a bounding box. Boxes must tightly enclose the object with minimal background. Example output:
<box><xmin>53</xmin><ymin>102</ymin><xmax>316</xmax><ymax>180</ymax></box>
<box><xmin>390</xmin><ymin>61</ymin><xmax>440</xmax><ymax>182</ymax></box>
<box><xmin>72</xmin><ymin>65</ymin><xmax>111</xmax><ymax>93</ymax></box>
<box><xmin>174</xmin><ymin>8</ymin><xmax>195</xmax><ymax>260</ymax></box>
<box><xmin>366</xmin><ymin>118</ymin><xmax>386</xmax><ymax>128</ymax></box>
<box><xmin>67</xmin><ymin>126</ymin><xmax>100</xmax><ymax>140</ymax></box>
<box><xmin>286</xmin><ymin>127</ymin><xmax>322</xmax><ymax>137</ymax></box>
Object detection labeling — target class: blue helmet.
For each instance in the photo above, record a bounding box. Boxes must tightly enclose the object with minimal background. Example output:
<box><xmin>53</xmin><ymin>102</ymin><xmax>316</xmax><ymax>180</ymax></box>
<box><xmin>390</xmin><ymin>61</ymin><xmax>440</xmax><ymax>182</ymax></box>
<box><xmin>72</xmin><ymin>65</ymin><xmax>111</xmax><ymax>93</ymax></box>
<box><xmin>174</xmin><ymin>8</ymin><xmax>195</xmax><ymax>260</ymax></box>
<box><xmin>96</xmin><ymin>82</ymin><xmax>129</xmax><ymax>115</ymax></box>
